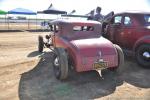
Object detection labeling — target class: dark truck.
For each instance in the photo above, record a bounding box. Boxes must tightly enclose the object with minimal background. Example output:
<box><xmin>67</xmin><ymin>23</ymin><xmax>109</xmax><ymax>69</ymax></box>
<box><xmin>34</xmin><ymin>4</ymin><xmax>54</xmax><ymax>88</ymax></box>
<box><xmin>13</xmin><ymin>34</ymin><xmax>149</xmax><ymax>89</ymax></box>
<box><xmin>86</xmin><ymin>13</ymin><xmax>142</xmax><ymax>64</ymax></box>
<box><xmin>102</xmin><ymin>12</ymin><xmax>150</xmax><ymax>68</ymax></box>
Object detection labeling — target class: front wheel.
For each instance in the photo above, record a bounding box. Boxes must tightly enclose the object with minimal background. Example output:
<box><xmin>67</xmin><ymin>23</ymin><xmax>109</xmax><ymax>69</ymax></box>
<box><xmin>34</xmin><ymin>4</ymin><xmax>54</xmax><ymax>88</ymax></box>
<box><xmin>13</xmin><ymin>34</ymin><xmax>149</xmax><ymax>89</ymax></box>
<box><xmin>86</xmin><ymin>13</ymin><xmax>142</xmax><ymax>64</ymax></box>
<box><xmin>53</xmin><ymin>48</ymin><xmax>69</xmax><ymax>80</ymax></box>
<box><xmin>135</xmin><ymin>44</ymin><xmax>150</xmax><ymax>68</ymax></box>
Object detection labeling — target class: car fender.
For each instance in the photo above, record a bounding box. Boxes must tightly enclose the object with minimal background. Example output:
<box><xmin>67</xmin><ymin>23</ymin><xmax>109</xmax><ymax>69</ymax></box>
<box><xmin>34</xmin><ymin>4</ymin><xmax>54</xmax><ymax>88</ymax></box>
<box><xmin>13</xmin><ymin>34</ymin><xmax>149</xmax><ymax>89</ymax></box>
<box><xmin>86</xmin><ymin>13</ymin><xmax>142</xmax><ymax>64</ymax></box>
<box><xmin>68</xmin><ymin>42</ymin><xmax>84</xmax><ymax>72</ymax></box>
<box><xmin>133</xmin><ymin>35</ymin><xmax>150</xmax><ymax>51</ymax></box>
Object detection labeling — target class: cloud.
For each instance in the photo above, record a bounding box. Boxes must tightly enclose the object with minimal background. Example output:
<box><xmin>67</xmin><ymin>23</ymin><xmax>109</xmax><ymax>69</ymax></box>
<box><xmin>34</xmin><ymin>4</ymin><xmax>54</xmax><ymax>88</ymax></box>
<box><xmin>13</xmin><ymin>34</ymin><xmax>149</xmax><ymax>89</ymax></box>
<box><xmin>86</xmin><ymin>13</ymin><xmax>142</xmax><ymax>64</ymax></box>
<box><xmin>0</xmin><ymin>0</ymin><xmax>50</xmax><ymax>11</ymax></box>
<box><xmin>99</xmin><ymin>0</ymin><xmax>150</xmax><ymax>14</ymax></box>
<box><xmin>50</xmin><ymin>0</ymin><xmax>100</xmax><ymax>14</ymax></box>
<box><xmin>0</xmin><ymin>0</ymin><xmax>150</xmax><ymax>14</ymax></box>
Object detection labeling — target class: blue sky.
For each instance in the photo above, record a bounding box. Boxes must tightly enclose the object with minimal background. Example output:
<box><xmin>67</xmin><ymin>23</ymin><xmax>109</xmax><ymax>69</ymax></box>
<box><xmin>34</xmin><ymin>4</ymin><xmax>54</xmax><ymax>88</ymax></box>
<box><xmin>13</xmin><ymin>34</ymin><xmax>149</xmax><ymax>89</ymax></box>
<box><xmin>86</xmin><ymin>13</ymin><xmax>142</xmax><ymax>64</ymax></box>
<box><xmin>0</xmin><ymin>0</ymin><xmax>150</xmax><ymax>15</ymax></box>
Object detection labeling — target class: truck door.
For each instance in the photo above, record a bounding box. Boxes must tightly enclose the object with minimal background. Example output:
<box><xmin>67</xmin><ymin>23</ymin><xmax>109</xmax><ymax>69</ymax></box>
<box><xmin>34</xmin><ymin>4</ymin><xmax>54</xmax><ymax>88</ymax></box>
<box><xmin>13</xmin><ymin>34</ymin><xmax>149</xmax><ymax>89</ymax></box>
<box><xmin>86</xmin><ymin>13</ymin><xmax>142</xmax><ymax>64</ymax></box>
<box><xmin>107</xmin><ymin>15</ymin><xmax>123</xmax><ymax>45</ymax></box>
<box><xmin>121</xmin><ymin>16</ymin><xmax>134</xmax><ymax>49</ymax></box>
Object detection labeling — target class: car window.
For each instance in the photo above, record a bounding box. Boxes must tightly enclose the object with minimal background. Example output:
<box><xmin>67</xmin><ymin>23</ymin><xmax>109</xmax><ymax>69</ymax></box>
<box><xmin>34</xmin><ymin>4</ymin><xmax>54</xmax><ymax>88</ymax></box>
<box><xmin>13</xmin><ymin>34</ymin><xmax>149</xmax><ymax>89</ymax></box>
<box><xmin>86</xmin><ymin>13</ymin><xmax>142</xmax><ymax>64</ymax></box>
<box><xmin>53</xmin><ymin>25</ymin><xmax>59</xmax><ymax>32</ymax></box>
<box><xmin>144</xmin><ymin>15</ymin><xmax>150</xmax><ymax>25</ymax></box>
<box><xmin>73</xmin><ymin>26</ymin><xmax>94</xmax><ymax>31</ymax></box>
<box><xmin>124</xmin><ymin>16</ymin><xmax>132</xmax><ymax>26</ymax></box>
<box><xmin>73</xmin><ymin>26</ymin><xmax>82</xmax><ymax>31</ymax></box>
<box><xmin>114</xmin><ymin>16</ymin><xmax>122</xmax><ymax>24</ymax></box>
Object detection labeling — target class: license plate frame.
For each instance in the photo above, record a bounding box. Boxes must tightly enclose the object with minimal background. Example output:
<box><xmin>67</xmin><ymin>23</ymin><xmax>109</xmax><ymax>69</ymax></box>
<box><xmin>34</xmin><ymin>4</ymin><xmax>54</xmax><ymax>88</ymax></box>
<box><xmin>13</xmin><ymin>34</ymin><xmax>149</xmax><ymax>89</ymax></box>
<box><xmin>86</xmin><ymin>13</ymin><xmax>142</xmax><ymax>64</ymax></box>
<box><xmin>93</xmin><ymin>60</ymin><xmax>108</xmax><ymax>70</ymax></box>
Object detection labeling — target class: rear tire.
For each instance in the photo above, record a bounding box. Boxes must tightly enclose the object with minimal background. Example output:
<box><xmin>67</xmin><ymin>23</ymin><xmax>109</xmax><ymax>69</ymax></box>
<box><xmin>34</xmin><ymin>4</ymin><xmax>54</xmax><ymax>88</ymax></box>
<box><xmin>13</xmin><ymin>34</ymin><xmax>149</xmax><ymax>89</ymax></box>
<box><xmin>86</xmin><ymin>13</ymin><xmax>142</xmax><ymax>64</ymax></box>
<box><xmin>53</xmin><ymin>48</ymin><xmax>68</xmax><ymax>80</ymax></box>
<box><xmin>135</xmin><ymin>44</ymin><xmax>150</xmax><ymax>68</ymax></box>
<box><xmin>38</xmin><ymin>35</ymin><xmax>44</xmax><ymax>53</ymax></box>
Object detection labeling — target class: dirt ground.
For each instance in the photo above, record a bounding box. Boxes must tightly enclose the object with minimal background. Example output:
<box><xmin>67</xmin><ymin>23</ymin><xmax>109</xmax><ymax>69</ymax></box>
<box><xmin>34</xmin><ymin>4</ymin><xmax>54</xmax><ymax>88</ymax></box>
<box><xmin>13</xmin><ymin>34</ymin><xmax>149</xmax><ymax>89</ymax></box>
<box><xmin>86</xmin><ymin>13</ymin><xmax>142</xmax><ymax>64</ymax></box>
<box><xmin>0</xmin><ymin>31</ymin><xmax>150</xmax><ymax>100</ymax></box>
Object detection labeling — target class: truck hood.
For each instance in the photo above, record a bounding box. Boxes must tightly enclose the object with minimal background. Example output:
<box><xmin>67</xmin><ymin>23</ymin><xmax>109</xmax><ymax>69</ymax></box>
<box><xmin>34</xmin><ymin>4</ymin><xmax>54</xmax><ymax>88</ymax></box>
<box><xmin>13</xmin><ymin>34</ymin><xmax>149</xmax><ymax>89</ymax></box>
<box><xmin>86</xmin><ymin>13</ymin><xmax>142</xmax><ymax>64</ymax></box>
<box><xmin>70</xmin><ymin>36</ymin><xmax>116</xmax><ymax>57</ymax></box>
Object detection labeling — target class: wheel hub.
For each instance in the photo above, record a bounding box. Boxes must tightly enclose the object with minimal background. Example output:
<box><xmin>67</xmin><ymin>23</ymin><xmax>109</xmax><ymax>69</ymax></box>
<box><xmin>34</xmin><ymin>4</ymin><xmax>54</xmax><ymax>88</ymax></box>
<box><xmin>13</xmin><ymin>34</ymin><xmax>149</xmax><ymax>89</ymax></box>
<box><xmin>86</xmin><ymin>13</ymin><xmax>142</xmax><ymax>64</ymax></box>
<box><xmin>143</xmin><ymin>52</ymin><xmax>150</xmax><ymax>59</ymax></box>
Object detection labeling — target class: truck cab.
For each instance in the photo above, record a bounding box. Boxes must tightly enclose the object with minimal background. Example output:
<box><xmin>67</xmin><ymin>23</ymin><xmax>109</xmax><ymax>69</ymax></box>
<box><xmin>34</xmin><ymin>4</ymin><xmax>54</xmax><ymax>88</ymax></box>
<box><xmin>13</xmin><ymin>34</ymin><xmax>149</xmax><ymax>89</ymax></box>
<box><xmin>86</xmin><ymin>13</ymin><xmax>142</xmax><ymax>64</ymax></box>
<box><xmin>103</xmin><ymin>12</ymin><xmax>150</xmax><ymax>67</ymax></box>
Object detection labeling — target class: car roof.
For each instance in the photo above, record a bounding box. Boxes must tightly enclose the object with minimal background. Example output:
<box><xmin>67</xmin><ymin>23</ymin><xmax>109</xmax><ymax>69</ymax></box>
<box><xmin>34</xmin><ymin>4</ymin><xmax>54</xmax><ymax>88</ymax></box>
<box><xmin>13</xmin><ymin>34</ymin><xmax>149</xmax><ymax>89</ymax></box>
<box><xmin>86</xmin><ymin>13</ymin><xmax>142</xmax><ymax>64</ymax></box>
<box><xmin>49</xmin><ymin>19</ymin><xmax>101</xmax><ymax>25</ymax></box>
<box><xmin>115</xmin><ymin>11</ymin><xmax>150</xmax><ymax>15</ymax></box>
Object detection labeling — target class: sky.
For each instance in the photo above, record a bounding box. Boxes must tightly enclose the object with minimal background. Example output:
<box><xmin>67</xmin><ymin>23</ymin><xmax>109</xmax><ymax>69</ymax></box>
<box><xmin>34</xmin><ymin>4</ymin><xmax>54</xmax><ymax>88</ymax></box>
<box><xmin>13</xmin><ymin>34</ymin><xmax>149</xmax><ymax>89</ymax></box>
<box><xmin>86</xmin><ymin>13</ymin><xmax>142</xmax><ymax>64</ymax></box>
<box><xmin>0</xmin><ymin>0</ymin><xmax>150</xmax><ymax>15</ymax></box>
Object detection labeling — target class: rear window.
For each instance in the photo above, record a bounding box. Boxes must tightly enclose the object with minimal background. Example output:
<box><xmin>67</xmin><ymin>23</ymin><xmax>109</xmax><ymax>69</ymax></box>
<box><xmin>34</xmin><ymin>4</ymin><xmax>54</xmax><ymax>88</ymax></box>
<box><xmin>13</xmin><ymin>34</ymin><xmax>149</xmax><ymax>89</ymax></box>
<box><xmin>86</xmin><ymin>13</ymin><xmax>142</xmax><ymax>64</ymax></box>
<box><xmin>73</xmin><ymin>26</ymin><xmax>94</xmax><ymax>31</ymax></box>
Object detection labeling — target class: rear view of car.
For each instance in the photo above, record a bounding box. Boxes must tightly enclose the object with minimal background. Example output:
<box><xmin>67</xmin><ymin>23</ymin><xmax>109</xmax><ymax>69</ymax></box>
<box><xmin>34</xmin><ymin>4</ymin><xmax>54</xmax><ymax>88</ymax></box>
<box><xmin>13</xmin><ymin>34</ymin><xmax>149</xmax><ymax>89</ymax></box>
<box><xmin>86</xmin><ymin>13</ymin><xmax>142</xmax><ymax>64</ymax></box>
<box><xmin>38</xmin><ymin>19</ymin><xmax>124</xmax><ymax>80</ymax></box>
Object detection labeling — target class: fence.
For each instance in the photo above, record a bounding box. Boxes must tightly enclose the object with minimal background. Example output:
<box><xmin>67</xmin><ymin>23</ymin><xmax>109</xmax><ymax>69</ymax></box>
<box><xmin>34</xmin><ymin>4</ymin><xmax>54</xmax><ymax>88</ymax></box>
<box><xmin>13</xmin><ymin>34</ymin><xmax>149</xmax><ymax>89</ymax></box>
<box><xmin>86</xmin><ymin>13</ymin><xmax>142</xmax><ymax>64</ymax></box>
<box><xmin>0</xmin><ymin>18</ymin><xmax>51</xmax><ymax>31</ymax></box>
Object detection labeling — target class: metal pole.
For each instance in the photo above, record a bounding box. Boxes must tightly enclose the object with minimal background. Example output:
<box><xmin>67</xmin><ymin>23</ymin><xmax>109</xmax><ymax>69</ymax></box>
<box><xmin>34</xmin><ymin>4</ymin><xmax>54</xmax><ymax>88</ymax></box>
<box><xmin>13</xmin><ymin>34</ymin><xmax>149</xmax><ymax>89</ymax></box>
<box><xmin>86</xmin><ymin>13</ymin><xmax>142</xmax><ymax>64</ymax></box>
<box><xmin>36</xmin><ymin>14</ymin><xmax>37</xmax><ymax>31</ymax></box>
<box><xmin>28</xmin><ymin>15</ymin><xmax>29</xmax><ymax>29</ymax></box>
<box><xmin>7</xmin><ymin>14</ymin><xmax>9</xmax><ymax>30</ymax></box>
<box><xmin>5</xmin><ymin>14</ymin><xmax>6</xmax><ymax>29</ymax></box>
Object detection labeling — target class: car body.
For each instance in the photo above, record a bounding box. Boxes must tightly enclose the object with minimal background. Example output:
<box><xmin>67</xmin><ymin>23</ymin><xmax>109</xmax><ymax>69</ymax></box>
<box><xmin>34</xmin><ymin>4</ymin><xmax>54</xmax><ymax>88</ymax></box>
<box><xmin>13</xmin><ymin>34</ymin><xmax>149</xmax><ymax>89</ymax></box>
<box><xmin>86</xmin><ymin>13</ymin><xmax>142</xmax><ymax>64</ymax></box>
<box><xmin>103</xmin><ymin>12</ymin><xmax>150</xmax><ymax>67</ymax></box>
<box><xmin>38</xmin><ymin>19</ymin><xmax>124</xmax><ymax>80</ymax></box>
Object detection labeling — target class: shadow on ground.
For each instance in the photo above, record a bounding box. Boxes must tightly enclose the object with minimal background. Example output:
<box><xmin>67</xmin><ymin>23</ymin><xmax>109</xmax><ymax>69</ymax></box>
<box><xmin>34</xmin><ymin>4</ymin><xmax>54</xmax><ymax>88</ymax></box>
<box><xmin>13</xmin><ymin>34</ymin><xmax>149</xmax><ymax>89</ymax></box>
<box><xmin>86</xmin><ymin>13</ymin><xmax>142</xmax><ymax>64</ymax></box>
<box><xmin>27</xmin><ymin>51</ymin><xmax>41</xmax><ymax>57</ymax></box>
<box><xmin>19</xmin><ymin>52</ymin><xmax>150</xmax><ymax>100</ymax></box>
<box><xmin>120</xmin><ymin>56</ymin><xmax>150</xmax><ymax>88</ymax></box>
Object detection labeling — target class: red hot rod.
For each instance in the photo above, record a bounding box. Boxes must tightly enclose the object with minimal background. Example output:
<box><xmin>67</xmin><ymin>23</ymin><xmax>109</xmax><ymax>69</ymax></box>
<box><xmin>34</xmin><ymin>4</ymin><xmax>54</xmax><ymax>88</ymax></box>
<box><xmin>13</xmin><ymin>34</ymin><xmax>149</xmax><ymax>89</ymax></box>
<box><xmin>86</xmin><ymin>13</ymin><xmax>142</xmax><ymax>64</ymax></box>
<box><xmin>38</xmin><ymin>19</ymin><xmax>124</xmax><ymax>80</ymax></box>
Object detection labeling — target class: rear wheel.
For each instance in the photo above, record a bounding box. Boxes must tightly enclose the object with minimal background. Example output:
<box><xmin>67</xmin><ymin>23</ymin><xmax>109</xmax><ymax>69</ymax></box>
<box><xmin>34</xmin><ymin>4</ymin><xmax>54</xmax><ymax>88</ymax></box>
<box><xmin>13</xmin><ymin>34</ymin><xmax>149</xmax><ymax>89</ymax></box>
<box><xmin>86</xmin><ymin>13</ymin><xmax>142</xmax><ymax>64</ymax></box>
<box><xmin>53</xmin><ymin>48</ymin><xmax>68</xmax><ymax>80</ymax></box>
<box><xmin>109</xmin><ymin>44</ymin><xmax>124</xmax><ymax>71</ymax></box>
<box><xmin>38</xmin><ymin>35</ymin><xmax>44</xmax><ymax>53</ymax></box>
<box><xmin>136</xmin><ymin>44</ymin><xmax>150</xmax><ymax>68</ymax></box>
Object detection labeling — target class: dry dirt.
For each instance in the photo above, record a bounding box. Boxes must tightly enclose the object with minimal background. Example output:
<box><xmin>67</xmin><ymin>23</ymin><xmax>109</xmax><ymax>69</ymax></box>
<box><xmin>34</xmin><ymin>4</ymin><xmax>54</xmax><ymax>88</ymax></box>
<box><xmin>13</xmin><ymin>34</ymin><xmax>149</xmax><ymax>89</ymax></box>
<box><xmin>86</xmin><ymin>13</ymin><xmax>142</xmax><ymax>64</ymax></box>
<box><xmin>0</xmin><ymin>31</ymin><xmax>150</xmax><ymax>100</ymax></box>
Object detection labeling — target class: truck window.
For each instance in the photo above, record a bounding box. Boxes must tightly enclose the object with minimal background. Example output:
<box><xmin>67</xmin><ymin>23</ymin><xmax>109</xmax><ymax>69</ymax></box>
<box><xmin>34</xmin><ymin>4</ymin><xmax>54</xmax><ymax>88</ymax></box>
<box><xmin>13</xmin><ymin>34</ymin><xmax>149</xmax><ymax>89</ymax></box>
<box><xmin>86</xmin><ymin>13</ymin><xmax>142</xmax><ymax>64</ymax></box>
<box><xmin>124</xmin><ymin>16</ymin><xmax>132</xmax><ymax>26</ymax></box>
<box><xmin>114</xmin><ymin>16</ymin><xmax>122</xmax><ymax>24</ymax></box>
<box><xmin>144</xmin><ymin>15</ymin><xmax>150</xmax><ymax>25</ymax></box>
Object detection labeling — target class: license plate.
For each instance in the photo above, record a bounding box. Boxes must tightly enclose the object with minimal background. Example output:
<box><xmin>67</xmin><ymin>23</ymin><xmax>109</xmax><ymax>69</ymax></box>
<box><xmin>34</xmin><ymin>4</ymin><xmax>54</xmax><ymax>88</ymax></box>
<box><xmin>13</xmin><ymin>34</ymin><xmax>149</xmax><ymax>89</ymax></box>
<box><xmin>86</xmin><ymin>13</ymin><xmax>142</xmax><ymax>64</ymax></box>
<box><xmin>93</xmin><ymin>60</ymin><xmax>108</xmax><ymax>70</ymax></box>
